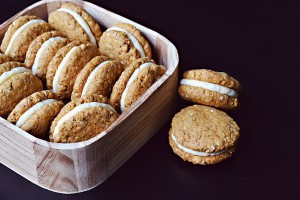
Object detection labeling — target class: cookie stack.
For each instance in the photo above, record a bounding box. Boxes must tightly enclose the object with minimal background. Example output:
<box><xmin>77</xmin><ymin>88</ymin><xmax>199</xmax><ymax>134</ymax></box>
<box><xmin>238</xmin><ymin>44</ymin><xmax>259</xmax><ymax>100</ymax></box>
<box><xmin>0</xmin><ymin>3</ymin><xmax>166</xmax><ymax>143</ymax></box>
<box><xmin>169</xmin><ymin>69</ymin><xmax>241</xmax><ymax>165</ymax></box>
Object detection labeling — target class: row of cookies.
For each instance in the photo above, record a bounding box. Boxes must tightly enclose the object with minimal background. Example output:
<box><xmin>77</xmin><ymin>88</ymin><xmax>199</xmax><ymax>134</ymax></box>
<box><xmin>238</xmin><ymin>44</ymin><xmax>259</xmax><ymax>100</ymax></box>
<box><xmin>0</xmin><ymin>3</ymin><xmax>165</xmax><ymax>142</ymax></box>
<box><xmin>169</xmin><ymin>69</ymin><xmax>241</xmax><ymax>165</ymax></box>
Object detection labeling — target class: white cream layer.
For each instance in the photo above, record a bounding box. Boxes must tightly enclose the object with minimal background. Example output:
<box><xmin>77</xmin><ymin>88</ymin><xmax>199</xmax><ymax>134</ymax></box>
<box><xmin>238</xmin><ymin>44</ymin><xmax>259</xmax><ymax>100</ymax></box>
<box><xmin>120</xmin><ymin>62</ymin><xmax>153</xmax><ymax>112</ymax></box>
<box><xmin>81</xmin><ymin>60</ymin><xmax>112</xmax><ymax>97</ymax></box>
<box><xmin>0</xmin><ymin>67</ymin><xmax>31</xmax><ymax>86</ymax></box>
<box><xmin>171</xmin><ymin>133</ymin><xmax>226</xmax><ymax>156</ymax></box>
<box><xmin>16</xmin><ymin>99</ymin><xmax>56</xmax><ymax>127</ymax></box>
<box><xmin>32</xmin><ymin>37</ymin><xmax>65</xmax><ymax>75</ymax></box>
<box><xmin>107</xmin><ymin>27</ymin><xmax>146</xmax><ymax>58</ymax></box>
<box><xmin>57</xmin><ymin>8</ymin><xmax>97</xmax><ymax>46</ymax></box>
<box><xmin>53</xmin><ymin>102</ymin><xmax>115</xmax><ymax>138</ymax></box>
<box><xmin>180</xmin><ymin>79</ymin><xmax>238</xmax><ymax>97</ymax></box>
<box><xmin>52</xmin><ymin>46</ymin><xmax>79</xmax><ymax>93</ymax></box>
<box><xmin>5</xmin><ymin>19</ymin><xmax>45</xmax><ymax>56</ymax></box>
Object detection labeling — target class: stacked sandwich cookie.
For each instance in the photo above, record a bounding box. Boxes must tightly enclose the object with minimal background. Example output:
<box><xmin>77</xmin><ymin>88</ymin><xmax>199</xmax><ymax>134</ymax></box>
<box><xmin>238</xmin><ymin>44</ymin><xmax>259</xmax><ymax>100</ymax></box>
<box><xmin>0</xmin><ymin>2</ymin><xmax>166</xmax><ymax>143</ymax></box>
<box><xmin>169</xmin><ymin>69</ymin><xmax>241</xmax><ymax>165</ymax></box>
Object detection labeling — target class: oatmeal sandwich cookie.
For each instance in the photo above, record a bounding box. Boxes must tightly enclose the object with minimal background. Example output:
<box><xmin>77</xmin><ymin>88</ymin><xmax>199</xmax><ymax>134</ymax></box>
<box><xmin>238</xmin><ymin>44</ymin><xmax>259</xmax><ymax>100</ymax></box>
<box><xmin>169</xmin><ymin>105</ymin><xmax>240</xmax><ymax>165</ymax></box>
<box><xmin>178</xmin><ymin>69</ymin><xmax>241</xmax><ymax>109</ymax></box>
<box><xmin>8</xmin><ymin>90</ymin><xmax>64</xmax><ymax>140</ymax></box>
<box><xmin>99</xmin><ymin>23</ymin><xmax>152</xmax><ymax>66</ymax></box>
<box><xmin>25</xmin><ymin>31</ymin><xmax>69</xmax><ymax>81</ymax></box>
<box><xmin>72</xmin><ymin>56</ymin><xmax>124</xmax><ymax>100</ymax></box>
<box><xmin>46</xmin><ymin>41</ymin><xmax>99</xmax><ymax>99</ymax></box>
<box><xmin>49</xmin><ymin>3</ymin><xmax>102</xmax><ymax>46</ymax></box>
<box><xmin>0</xmin><ymin>53</ymin><xmax>12</xmax><ymax>64</ymax></box>
<box><xmin>110</xmin><ymin>57</ymin><xmax>165</xmax><ymax>112</ymax></box>
<box><xmin>50</xmin><ymin>95</ymin><xmax>119</xmax><ymax>143</ymax></box>
<box><xmin>0</xmin><ymin>62</ymin><xmax>43</xmax><ymax>117</ymax></box>
<box><xmin>1</xmin><ymin>15</ymin><xmax>52</xmax><ymax>61</ymax></box>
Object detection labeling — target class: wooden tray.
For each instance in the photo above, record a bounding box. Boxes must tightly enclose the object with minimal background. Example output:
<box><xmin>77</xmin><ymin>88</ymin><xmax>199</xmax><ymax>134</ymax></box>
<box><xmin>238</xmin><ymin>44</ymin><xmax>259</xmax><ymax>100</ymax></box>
<box><xmin>0</xmin><ymin>0</ymin><xmax>179</xmax><ymax>194</ymax></box>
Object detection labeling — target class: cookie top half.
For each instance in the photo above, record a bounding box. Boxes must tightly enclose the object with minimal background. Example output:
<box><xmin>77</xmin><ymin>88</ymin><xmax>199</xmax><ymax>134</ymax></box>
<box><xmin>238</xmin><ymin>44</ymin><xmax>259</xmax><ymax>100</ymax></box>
<box><xmin>8</xmin><ymin>90</ymin><xmax>64</xmax><ymax>139</ymax></box>
<box><xmin>99</xmin><ymin>23</ymin><xmax>152</xmax><ymax>66</ymax></box>
<box><xmin>170</xmin><ymin>105</ymin><xmax>240</xmax><ymax>153</ymax></box>
<box><xmin>179</xmin><ymin>69</ymin><xmax>241</xmax><ymax>109</ymax></box>
<box><xmin>72</xmin><ymin>56</ymin><xmax>124</xmax><ymax>100</ymax></box>
<box><xmin>46</xmin><ymin>41</ymin><xmax>100</xmax><ymax>99</ymax></box>
<box><xmin>25</xmin><ymin>31</ymin><xmax>69</xmax><ymax>81</ymax></box>
<box><xmin>50</xmin><ymin>95</ymin><xmax>119</xmax><ymax>143</ymax></box>
<box><xmin>110</xmin><ymin>57</ymin><xmax>165</xmax><ymax>112</ymax></box>
<box><xmin>1</xmin><ymin>15</ymin><xmax>52</xmax><ymax>61</ymax></box>
<box><xmin>0</xmin><ymin>63</ymin><xmax>43</xmax><ymax>117</ymax></box>
<box><xmin>49</xmin><ymin>3</ymin><xmax>102</xmax><ymax>46</ymax></box>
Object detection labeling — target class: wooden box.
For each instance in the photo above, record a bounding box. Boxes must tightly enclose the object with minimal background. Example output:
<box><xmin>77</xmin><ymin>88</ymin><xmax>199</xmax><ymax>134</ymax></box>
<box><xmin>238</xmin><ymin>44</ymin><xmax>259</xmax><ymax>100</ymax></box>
<box><xmin>0</xmin><ymin>0</ymin><xmax>179</xmax><ymax>194</ymax></box>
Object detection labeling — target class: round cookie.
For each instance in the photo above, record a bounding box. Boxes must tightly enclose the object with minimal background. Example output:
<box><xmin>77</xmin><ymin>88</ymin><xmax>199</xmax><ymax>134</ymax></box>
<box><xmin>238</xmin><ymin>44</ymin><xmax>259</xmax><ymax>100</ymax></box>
<box><xmin>46</xmin><ymin>41</ymin><xmax>99</xmax><ymax>99</ymax></box>
<box><xmin>0</xmin><ymin>63</ymin><xmax>43</xmax><ymax>117</ymax></box>
<box><xmin>0</xmin><ymin>53</ymin><xmax>12</xmax><ymax>64</ymax></box>
<box><xmin>169</xmin><ymin>105</ymin><xmax>240</xmax><ymax>165</ymax></box>
<box><xmin>110</xmin><ymin>57</ymin><xmax>165</xmax><ymax>112</ymax></box>
<box><xmin>178</xmin><ymin>69</ymin><xmax>241</xmax><ymax>109</ymax></box>
<box><xmin>1</xmin><ymin>15</ymin><xmax>52</xmax><ymax>61</ymax></box>
<box><xmin>49</xmin><ymin>3</ymin><xmax>102</xmax><ymax>46</ymax></box>
<box><xmin>99</xmin><ymin>23</ymin><xmax>152</xmax><ymax>66</ymax></box>
<box><xmin>8</xmin><ymin>90</ymin><xmax>64</xmax><ymax>140</ymax></box>
<box><xmin>50</xmin><ymin>95</ymin><xmax>119</xmax><ymax>143</ymax></box>
<box><xmin>25</xmin><ymin>31</ymin><xmax>69</xmax><ymax>81</ymax></box>
<box><xmin>72</xmin><ymin>56</ymin><xmax>124</xmax><ymax>100</ymax></box>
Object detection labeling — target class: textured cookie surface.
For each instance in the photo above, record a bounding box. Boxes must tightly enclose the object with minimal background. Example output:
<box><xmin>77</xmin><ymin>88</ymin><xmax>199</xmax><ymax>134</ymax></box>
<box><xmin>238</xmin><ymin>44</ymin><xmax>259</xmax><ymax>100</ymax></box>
<box><xmin>50</xmin><ymin>95</ymin><xmax>119</xmax><ymax>143</ymax></box>
<box><xmin>0</xmin><ymin>72</ymin><xmax>43</xmax><ymax>117</ymax></box>
<box><xmin>169</xmin><ymin>105</ymin><xmax>240</xmax><ymax>164</ymax></box>
<box><xmin>25</xmin><ymin>31</ymin><xmax>69</xmax><ymax>81</ymax></box>
<box><xmin>178</xmin><ymin>69</ymin><xmax>241</xmax><ymax>109</ymax></box>
<box><xmin>49</xmin><ymin>3</ymin><xmax>102</xmax><ymax>45</ymax></box>
<box><xmin>99</xmin><ymin>23</ymin><xmax>152</xmax><ymax>66</ymax></box>
<box><xmin>72</xmin><ymin>56</ymin><xmax>124</xmax><ymax>100</ymax></box>
<box><xmin>8</xmin><ymin>90</ymin><xmax>64</xmax><ymax>139</ymax></box>
<box><xmin>0</xmin><ymin>54</ymin><xmax>12</xmax><ymax>64</ymax></box>
<box><xmin>0</xmin><ymin>62</ymin><xmax>26</xmax><ymax>75</ymax></box>
<box><xmin>46</xmin><ymin>42</ymin><xmax>99</xmax><ymax>99</ymax></box>
<box><xmin>1</xmin><ymin>15</ymin><xmax>52</xmax><ymax>61</ymax></box>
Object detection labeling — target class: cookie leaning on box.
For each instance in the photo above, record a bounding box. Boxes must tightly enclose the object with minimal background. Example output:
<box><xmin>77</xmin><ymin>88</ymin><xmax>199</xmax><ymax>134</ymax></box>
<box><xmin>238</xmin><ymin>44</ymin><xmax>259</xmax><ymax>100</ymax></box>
<box><xmin>169</xmin><ymin>105</ymin><xmax>240</xmax><ymax>165</ymax></box>
<box><xmin>0</xmin><ymin>15</ymin><xmax>52</xmax><ymax>61</ymax></box>
<box><xmin>178</xmin><ymin>69</ymin><xmax>241</xmax><ymax>109</ymax></box>
<box><xmin>0</xmin><ymin>62</ymin><xmax>43</xmax><ymax>117</ymax></box>
<box><xmin>50</xmin><ymin>95</ymin><xmax>119</xmax><ymax>143</ymax></box>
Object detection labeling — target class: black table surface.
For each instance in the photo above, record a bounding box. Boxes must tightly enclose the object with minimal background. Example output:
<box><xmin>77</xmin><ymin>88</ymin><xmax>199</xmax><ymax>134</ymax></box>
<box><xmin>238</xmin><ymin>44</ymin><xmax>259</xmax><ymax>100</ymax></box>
<box><xmin>0</xmin><ymin>0</ymin><xmax>299</xmax><ymax>199</ymax></box>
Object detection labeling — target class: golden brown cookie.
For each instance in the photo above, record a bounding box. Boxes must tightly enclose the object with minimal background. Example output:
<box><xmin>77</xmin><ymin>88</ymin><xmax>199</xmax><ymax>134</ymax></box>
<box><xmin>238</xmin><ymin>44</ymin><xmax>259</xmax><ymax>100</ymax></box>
<box><xmin>50</xmin><ymin>95</ymin><xmax>119</xmax><ymax>143</ymax></box>
<box><xmin>49</xmin><ymin>3</ymin><xmax>102</xmax><ymax>46</ymax></box>
<box><xmin>0</xmin><ymin>64</ymin><xmax>43</xmax><ymax>117</ymax></box>
<box><xmin>46</xmin><ymin>41</ymin><xmax>99</xmax><ymax>99</ymax></box>
<box><xmin>110</xmin><ymin>57</ymin><xmax>165</xmax><ymax>112</ymax></box>
<box><xmin>0</xmin><ymin>53</ymin><xmax>12</xmax><ymax>64</ymax></box>
<box><xmin>72</xmin><ymin>56</ymin><xmax>124</xmax><ymax>100</ymax></box>
<box><xmin>25</xmin><ymin>31</ymin><xmax>69</xmax><ymax>81</ymax></box>
<box><xmin>169</xmin><ymin>105</ymin><xmax>240</xmax><ymax>165</ymax></box>
<box><xmin>0</xmin><ymin>15</ymin><xmax>52</xmax><ymax>61</ymax></box>
<box><xmin>178</xmin><ymin>69</ymin><xmax>241</xmax><ymax>109</ymax></box>
<box><xmin>8</xmin><ymin>90</ymin><xmax>64</xmax><ymax>140</ymax></box>
<box><xmin>99</xmin><ymin>23</ymin><xmax>152</xmax><ymax>66</ymax></box>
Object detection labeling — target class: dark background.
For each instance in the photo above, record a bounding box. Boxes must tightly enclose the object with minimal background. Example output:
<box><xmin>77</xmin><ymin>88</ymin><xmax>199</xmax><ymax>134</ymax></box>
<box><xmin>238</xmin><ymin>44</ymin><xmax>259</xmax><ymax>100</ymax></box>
<box><xmin>0</xmin><ymin>0</ymin><xmax>299</xmax><ymax>199</ymax></box>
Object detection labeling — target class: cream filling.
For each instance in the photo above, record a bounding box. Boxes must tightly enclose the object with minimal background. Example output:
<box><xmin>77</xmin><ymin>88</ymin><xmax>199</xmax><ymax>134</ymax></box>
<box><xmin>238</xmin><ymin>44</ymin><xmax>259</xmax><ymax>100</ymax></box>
<box><xmin>57</xmin><ymin>8</ymin><xmax>96</xmax><ymax>46</ymax></box>
<box><xmin>0</xmin><ymin>67</ymin><xmax>31</xmax><ymax>86</ymax></box>
<box><xmin>5</xmin><ymin>19</ymin><xmax>45</xmax><ymax>56</ymax></box>
<box><xmin>180</xmin><ymin>78</ymin><xmax>238</xmax><ymax>97</ymax></box>
<box><xmin>81</xmin><ymin>60</ymin><xmax>112</xmax><ymax>97</ymax></box>
<box><xmin>120</xmin><ymin>62</ymin><xmax>153</xmax><ymax>112</ymax></box>
<box><xmin>107</xmin><ymin>27</ymin><xmax>145</xmax><ymax>58</ymax></box>
<box><xmin>52</xmin><ymin>46</ymin><xmax>79</xmax><ymax>93</ymax></box>
<box><xmin>16</xmin><ymin>99</ymin><xmax>56</xmax><ymax>127</ymax></box>
<box><xmin>53</xmin><ymin>102</ymin><xmax>115</xmax><ymax>138</ymax></box>
<box><xmin>171</xmin><ymin>133</ymin><xmax>226</xmax><ymax>156</ymax></box>
<box><xmin>32</xmin><ymin>37</ymin><xmax>65</xmax><ymax>75</ymax></box>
